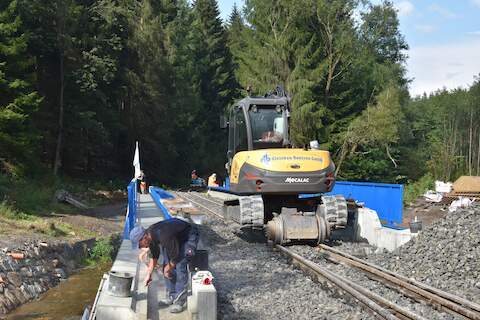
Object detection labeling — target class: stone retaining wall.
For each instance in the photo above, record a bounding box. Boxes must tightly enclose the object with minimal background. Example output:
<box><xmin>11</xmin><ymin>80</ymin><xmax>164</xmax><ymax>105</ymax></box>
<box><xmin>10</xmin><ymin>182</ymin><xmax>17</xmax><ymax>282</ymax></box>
<box><xmin>0</xmin><ymin>238</ymin><xmax>95</xmax><ymax>315</ymax></box>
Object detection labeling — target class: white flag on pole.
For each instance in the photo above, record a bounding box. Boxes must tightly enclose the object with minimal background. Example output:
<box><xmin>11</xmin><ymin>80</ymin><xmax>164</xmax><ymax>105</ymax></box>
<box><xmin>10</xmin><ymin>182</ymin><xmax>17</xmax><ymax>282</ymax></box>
<box><xmin>133</xmin><ymin>141</ymin><xmax>141</xmax><ymax>179</ymax></box>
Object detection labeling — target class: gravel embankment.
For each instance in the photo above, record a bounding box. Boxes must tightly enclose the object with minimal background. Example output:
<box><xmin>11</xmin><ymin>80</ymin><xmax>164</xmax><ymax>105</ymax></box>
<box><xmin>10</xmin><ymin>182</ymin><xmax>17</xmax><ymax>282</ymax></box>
<box><xmin>189</xmin><ymin>192</ymin><xmax>480</xmax><ymax>319</ymax></box>
<box><xmin>181</xmin><ymin>192</ymin><xmax>371</xmax><ymax>320</ymax></box>
<box><xmin>369</xmin><ymin>204</ymin><xmax>480</xmax><ymax>303</ymax></box>
<box><xmin>291</xmin><ymin>204</ymin><xmax>480</xmax><ymax>319</ymax></box>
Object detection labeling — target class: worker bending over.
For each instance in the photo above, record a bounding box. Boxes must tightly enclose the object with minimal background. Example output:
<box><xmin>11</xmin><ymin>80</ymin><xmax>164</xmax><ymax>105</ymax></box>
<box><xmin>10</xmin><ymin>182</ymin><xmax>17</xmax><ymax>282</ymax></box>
<box><xmin>130</xmin><ymin>218</ymin><xmax>199</xmax><ymax>313</ymax></box>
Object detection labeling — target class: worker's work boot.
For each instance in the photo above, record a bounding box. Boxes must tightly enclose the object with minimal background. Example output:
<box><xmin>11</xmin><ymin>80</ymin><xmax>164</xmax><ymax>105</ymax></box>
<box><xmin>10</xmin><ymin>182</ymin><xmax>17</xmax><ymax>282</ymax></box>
<box><xmin>169</xmin><ymin>303</ymin><xmax>184</xmax><ymax>313</ymax></box>
<box><xmin>158</xmin><ymin>296</ymin><xmax>173</xmax><ymax>307</ymax></box>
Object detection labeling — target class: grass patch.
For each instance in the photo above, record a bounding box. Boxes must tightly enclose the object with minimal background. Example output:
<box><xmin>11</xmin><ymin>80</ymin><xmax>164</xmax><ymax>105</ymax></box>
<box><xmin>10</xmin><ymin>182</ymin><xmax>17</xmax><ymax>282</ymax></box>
<box><xmin>1</xmin><ymin>173</ymin><xmax>127</xmax><ymax>217</ymax></box>
<box><xmin>85</xmin><ymin>237</ymin><xmax>115</xmax><ymax>265</ymax></box>
<box><xmin>403</xmin><ymin>174</ymin><xmax>435</xmax><ymax>205</ymax></box>
<box><xmin>0</xmin><ymin>201</ymin><xmax>36</xmax><ymax>220</ymax></box>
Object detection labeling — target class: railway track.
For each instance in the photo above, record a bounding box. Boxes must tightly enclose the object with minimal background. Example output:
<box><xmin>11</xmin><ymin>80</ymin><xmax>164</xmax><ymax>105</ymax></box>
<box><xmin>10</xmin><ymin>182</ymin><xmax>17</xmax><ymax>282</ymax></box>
<box><xmin>174</xmin><ymin>191</ymin><xmax>480</xmax><ymax>320</ymax></box>
<box><xmin>172</xmin><ymin>190</ymin><xmax>225</xmax><ymax>219</ymax></box>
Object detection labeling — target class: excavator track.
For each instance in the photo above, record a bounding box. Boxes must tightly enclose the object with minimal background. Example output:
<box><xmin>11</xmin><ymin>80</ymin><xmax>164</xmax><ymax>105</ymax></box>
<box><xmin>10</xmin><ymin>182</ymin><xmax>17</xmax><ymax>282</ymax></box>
<box><xmin>319</xmin><ymin>195</ymin><xmax>348</xmax><ymax>229</ymax></box>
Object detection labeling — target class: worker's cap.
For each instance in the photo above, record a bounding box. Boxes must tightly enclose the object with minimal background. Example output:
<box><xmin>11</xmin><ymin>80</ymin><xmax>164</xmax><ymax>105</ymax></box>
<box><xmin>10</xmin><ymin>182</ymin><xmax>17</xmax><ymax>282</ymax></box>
<box><xmin>191</xmin><ymin>170</ymin><xmax>197</xmax><ymax>174</ymax></box>
<box><xmin>129</xmin><ymin>225</ymin><xmax>145</xmax><ymax>249</ymax></box>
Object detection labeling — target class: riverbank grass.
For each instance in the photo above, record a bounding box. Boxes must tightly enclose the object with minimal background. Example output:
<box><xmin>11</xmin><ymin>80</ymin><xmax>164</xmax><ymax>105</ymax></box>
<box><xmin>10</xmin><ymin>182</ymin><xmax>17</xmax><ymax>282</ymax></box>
<box><xmin>0</xmin><ymin>201</ymin><xmax>96</xmax><ymax>238</ymax></box>
<box><xmin>85</xmin><ymin>236</ymin><xmax>117</xmax><ymax>266</ymax></box>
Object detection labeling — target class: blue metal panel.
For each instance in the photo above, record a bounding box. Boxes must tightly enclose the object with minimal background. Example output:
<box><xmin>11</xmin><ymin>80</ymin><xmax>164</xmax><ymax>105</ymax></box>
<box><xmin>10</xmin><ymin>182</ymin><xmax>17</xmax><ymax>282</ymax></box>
<box><xmin>123</xmin><ymin>180</ymin><xmax>137</xmax><ymax>239</ymax></box>
<box><xmin>326</xmin><ymin>181</ymin><xmax>404</xmax><ymax>224</ymax></box>
<box><xmin>208</xmin><ymin>186</ymin><xmax>229</xmax><ymax>192</ymax></box>
<box><xmin>149</xmin><ymin>186</ymin><xmax>174</xmax><ymax>219</ymax></box>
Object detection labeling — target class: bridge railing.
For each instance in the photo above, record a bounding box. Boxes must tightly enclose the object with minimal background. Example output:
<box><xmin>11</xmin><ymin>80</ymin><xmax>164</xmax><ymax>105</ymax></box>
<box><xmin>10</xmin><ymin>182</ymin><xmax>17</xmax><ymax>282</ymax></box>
<box><xmin>123</xmin><ymin>179</ymin><xmax>137</xmax><ymax>239</ymax></box>
<box><xmin>148</xmin><ymin>186</ymin><xmax>174</xmax><ymax>220</ymax></box>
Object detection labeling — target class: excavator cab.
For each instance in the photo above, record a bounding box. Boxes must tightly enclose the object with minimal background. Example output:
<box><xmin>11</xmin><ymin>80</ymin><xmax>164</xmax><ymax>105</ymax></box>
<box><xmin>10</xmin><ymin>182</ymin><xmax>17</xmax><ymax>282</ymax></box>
<box><xmin>225</xmin><ymin>95</ymin><xmax>290</xmax><ymax>173</ymax></box>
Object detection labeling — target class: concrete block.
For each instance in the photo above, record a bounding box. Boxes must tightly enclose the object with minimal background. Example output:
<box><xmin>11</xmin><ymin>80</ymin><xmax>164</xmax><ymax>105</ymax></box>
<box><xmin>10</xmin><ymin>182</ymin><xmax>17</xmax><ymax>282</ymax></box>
<box><xmin>354</xmin><ymin>208</ymin><xmax>417</xmax><ymax>252</ymax></box>
<box><xmin>188</xmin><ymin>271</ymin><xmax>217</xmax><ymax>320</ymax></box>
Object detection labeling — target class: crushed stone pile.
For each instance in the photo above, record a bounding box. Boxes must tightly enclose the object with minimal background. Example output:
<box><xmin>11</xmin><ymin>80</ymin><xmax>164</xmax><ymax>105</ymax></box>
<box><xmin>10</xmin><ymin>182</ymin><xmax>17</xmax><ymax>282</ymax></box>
<box><xmin>370</xmin><ymin>203</ymin><xmax>480</xmax><ymax>303</ymax></box>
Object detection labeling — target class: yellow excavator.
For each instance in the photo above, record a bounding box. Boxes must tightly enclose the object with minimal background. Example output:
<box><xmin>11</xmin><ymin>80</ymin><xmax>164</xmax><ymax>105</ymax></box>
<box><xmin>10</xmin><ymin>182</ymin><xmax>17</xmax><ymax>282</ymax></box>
<box><xmin>219</xmin><ymin>86</ymin><xmax>348</xmax><ymax>245</ymax></box>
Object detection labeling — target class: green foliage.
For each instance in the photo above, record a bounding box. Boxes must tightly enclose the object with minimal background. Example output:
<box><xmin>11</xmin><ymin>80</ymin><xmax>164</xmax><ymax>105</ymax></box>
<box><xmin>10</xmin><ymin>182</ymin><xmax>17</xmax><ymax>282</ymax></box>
<box><xmin>187</xmin><ymin>0</ymin><xmax>239</xmax><ymax>175</ymax></box>
<box><xmin>86</xmin><ymin>237</ymin><xmax>115</xmax><ymax>265</ymax></box>
<box><xmin>336</xmin><ymin>86</ymin><xmax>405</xmax><ymax>180</ymax></box>
<box><xmin>0</xmin><ymin>200</ymin><xmax>35</xmax><ymax>220</ymax></box>
<box><xmin>2</xmin><ymin>0</ymin><xmax>478</xmax><ymax>195</ymax></box>
<box><xmin>403</xmin><ymin>77</ymin><xmax>480</xmax><ymax>181</ymax></box>
<box><xmin>0</xmin><ymin>0</ymin><xmax>42</xmax><ymax>168</ymax></box>
<box><xmin>11</xmin><ymin>181</ymin><xmax>55</xmax><ymax>214</ymax></box>
<box><xmin>360</xmin><ymin>1</ymin><xmax>408</xmax><ymax>65</ymax></box>
<box><xmin>403</xmin><ymin>174</ymin><xmax>435</xmax><ymax>205</ymax></box>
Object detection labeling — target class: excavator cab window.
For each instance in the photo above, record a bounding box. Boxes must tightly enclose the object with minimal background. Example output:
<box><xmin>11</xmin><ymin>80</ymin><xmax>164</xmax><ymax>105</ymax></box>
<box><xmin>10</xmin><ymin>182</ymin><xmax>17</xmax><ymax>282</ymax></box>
<box><xmin>249</xmin><ymin>105</ymin><xmax>284</xmax><ymax>149</ymax></box>
<box><xmin>234</xmin><ymin>107</ymin><xmax>248</xmax><ymax>153</ymax></box>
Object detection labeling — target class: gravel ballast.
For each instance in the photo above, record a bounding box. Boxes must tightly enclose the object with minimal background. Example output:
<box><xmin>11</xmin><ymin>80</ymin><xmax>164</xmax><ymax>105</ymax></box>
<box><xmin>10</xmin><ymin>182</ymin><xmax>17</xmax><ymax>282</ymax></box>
<box><xmin>369</xmin><ymin>204</ymin><xmax>480</xmax><ymax>303</ymax></box>
<box><xmin>179</xmin><ymin>192</ymin><xmax>372</xmax><ymax>320</ymax></box>
<box><xmin>183</xmin><ymin>192</ymin><xmax>480</xmax><ymax>319</ymax></box>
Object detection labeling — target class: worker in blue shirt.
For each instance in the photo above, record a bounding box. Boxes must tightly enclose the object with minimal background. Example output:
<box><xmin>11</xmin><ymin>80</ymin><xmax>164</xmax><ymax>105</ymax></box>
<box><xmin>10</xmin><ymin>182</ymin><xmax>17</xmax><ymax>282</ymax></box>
<box><xmin>190</xmin><ymin>169</ymin><xmax>206</xmax><ymax>187</ymax></box>
<box><xmin>130</xmin><ymin>218</ymin><xmax>199</xmax><ymax>313</ymax></box>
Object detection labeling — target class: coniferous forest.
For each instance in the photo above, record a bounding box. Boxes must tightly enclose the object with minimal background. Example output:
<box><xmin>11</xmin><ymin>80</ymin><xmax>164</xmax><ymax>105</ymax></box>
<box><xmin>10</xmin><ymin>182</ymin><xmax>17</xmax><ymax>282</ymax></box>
<box><xmin>1</xmin><ymin>0</ymin><xmax>480</xmax><ymax>191</ymax></box>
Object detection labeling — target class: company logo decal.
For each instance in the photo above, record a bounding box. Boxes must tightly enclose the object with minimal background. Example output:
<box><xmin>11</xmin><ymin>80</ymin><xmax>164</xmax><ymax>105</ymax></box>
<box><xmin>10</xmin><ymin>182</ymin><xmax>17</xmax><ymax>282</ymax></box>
<box><xmin>285</xmin><ymin>177</ymin><xmax>310</xmax><ymax>183</ymax></box>
<box><xmin>261</xmin><ymin>154</ymin><xmax>323</xmax><ymax>163</ymax></box>
<box><xmin>260</xmin><ymin>153</ymin><xmax>271</xmax><ymax>165</ymax></box>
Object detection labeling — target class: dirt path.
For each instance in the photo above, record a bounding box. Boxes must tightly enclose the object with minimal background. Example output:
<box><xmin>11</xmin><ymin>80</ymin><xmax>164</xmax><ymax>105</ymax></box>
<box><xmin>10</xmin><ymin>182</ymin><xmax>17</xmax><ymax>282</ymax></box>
<box><xmin>0</xmin><ymin>202</ymin><xmax>126</xmax><ymax>250</ymax></box>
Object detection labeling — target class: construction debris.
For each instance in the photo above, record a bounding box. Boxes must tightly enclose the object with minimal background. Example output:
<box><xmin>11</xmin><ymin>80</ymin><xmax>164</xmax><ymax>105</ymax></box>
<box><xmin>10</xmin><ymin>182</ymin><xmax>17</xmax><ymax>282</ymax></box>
<box><xmin>423</xmin><ymin>190</ymin><xmax>442</xmax><ymax>203</ymax></box>
<box><xmin>423</xmin><ymin>180</ymin><xmax>453</xmax><ymax>203</ymax></box>
<box><xmin>448</xmin><ymin>197</ymin><xmax>474</xmax><ymax>212</ymax></box>
<box><xmin>435</xmin><ymin>180</ymin><xmax>453</xmax><ymax>193</ymax></box>
<box><xmin>160</xmin><ymin>198</ymin><xmax>200</xmax><ymax>215</ymax></box>
<box><xmin>446</xmin><ymin>176</ymin><xmax>480</xmax><ymax>199</ymax></box>
<box><xmin>54</xmin><ymin>190</ymin><xmax>90</xmax><ymax>210</ymax></box>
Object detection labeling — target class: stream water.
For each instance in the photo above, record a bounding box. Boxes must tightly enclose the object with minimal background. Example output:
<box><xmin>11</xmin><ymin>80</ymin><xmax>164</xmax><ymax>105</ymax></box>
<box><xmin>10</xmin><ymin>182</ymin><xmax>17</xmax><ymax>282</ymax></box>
<box><xmin>6</xmin><ymin>263</ymin><xmax>110</xmax><ymax>320</ymax></box>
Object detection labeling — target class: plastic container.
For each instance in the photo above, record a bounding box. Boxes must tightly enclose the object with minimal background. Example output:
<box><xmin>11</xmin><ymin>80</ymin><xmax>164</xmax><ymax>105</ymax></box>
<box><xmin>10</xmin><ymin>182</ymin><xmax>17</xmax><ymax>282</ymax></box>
<box><xmin>409</xmin><ymin>221</ymin><xmax>423</xmax><ymax>233</ymax></box>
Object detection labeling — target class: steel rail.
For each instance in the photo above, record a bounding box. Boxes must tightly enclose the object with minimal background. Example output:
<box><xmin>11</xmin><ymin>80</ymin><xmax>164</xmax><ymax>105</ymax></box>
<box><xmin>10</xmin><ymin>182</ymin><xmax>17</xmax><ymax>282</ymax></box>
<box><xmin>319</xmin><ymin>244</ymin><xmax>480</xmax><ymax>320</ymax></box>
<box><xmin>172</xmin><ymin>192</ymin><xmax>225</xmax><ymax>220</ymax></box>
<box><xmin>276</xmin><ymin>245</ymin><xmax>423</xmax><ymax>320</ymax></box>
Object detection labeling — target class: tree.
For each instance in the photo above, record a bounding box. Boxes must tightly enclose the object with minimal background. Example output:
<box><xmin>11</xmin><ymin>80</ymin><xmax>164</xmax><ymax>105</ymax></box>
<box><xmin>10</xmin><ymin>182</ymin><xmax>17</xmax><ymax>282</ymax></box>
<box><xmin>226</xmin><ymin>2</ymin><xmax>246</xmax><ymax>85</ymax></box>
<box><xmin>336</xmin><ymin>86</ymin><xmax>404</xmax><ymax>180</ymax></box>
<box><xmin>189</xmin><ymin>0</ymin><xmax>239</xmax><ymax>174</ymax></box>
<box><xmin>360</xmin><ymin>1</ymin><xmax>408</xmax><ymax>65</ymax></box>
<box><xmin>236</xmin><ymin>0</ymin><xmax>300</xmax><ymax>92</ymax></box>
<box><xmin>290</xmin><ymin>0</ymin><xmax>359</xmax><ymax>146</ymax></box>
<box><xmin>0</xmin><ymin>0</ymin><xmax>41</xmax><ymax>175</ymax></box>
<box><xmin>18</xmin><ymin>0</ymin><xmax>84</xmax><ymax>175</ymax></box>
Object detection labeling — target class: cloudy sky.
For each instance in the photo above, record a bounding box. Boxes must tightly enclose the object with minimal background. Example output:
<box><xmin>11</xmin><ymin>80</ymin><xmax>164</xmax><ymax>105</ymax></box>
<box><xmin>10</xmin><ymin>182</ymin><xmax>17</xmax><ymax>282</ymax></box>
<box><xmin>217</xmin><ymin>0</ymin><xmax>480</xmax><ymax>97</ymax></box>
